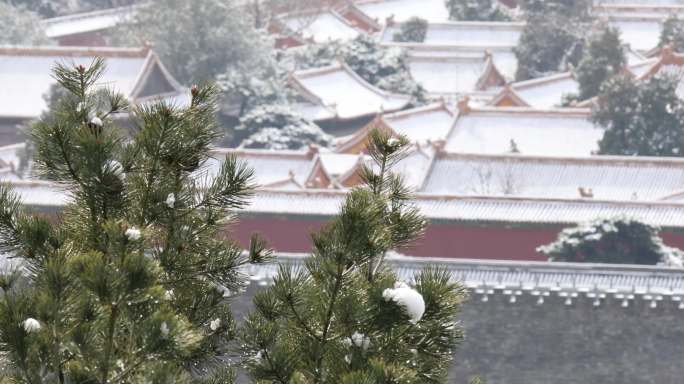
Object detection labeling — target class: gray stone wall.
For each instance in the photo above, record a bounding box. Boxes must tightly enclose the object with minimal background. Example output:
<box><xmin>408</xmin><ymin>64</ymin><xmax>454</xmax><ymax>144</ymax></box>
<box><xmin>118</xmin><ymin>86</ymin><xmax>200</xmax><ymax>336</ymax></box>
<box><xmin>452</xmin><ymin>294</ymin><xmax>684</xmax><ymax>384</ymax></box>
<box><xmin>233</xmin><ymin>283</ymin><xmax>684</xmax><ymax>384</ymax></box>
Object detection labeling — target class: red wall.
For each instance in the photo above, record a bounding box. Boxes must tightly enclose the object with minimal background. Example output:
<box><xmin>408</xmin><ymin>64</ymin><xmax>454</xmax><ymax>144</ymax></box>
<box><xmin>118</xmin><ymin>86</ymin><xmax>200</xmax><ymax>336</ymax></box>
<box><xmin>232</xmin><ymin>215</ymin><xmax>684</xmax><ymax>261</ymax></box>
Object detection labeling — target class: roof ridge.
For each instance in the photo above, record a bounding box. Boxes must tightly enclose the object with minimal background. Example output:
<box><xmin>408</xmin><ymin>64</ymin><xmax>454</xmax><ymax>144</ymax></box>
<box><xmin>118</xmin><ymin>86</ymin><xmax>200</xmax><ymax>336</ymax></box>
<box><xmin>437</xmin><ymin>152</ymin><xmax>684</xmax><ymax>166</ymax></box>
<box><xmin>0</xmin><ymin>45</ymin><xmax>150</xmax><ymax>58</ymax></box>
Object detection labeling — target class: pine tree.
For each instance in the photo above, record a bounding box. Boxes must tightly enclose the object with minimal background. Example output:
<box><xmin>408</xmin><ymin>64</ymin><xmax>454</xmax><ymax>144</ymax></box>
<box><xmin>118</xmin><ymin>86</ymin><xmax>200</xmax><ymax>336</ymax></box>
<box><xmin>240</xmin><ymin>129</ymin><xmax>466</xmax><ymax>383</ymax></box>
<box><xmin>592</xmin><ymin>73</ymin><xmax>684</xmax><ymax>157</ymax></box>
<box><xmin>0</xmin><ymin>59</ymin><xmax>271</xmax><ymax>382</ymax></box>
<box><xmin>575</xmin><ymin>26</ymin><xmax>626</xmax><ymax>100</ymax></box>
<box><xmin>445</xmin><ymin>0</ymin><xmax>510</xmax><ymax>21</ymax></box>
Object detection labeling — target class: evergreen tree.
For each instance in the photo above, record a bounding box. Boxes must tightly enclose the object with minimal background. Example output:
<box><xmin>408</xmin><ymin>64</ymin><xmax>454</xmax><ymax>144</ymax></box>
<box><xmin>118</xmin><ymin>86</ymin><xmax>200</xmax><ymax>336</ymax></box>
<box><xmin>393</xmin><ymin>17</ymin><xmax>428</xmax><ymax>43</ymax></box>
<box><xmin>445</xmin><ymin>0</ymin><xmax>510</xmax><ymax>21</ymax></box>
<box><xmin>575</xmin><ymin>26</ymin><xmax>626</xmax><ymax>100</ymax></box>
<box><xmin>538</xmin><ymin>218</ymin><xmax>684</xmax><ymax>266</ymax></box>
<box><xmin>659</xmin><ymin>15</ymin><xmax>684</xmax><ymax>52</ymax></box>
<box><xmin>592</xmin><ymin>73</ymin><xmax>684</xmax><ymax>157</ymax></box>
<box><xmin>0</xmin><ymin>59</ymin><xmax>270</xmax><ymax>382</ymax></box>
<box><xmin>117</xmin><ymin>0</ymin><xmax>273</xmax><ymax>84</ymax></box>
<box><xmin>241</xmin><ymin>129</ymin><xmax>465</xmax><ymax>383</ymax></box>
<box><xmin>0</xmin><ymin>3</ymin><xmax>49</xmax><ymax>45</ymax></box>
<box><xmin>514</xmin><ymin>0</ymin><xmax>592</xmax><ymax>80</ymax></box>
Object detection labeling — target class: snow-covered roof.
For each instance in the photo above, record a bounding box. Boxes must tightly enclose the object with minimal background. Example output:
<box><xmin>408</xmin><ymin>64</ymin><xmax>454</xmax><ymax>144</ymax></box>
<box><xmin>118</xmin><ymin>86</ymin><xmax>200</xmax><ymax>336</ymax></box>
<box><xmin>279</xmin><ymin>9</ymin><xmax>361</xmax><ymax>43</ymax></box>
<box><xmin>336</xmin><ymin>103</ymin><xmax>456</xmax><ymax>153</ymax></box>
<box><xmin>421</xmin><ymin>152</ymin><xmax>684</xmax><ymax>201</ymax></box>
<box><xmin>245</xmin><ymin>188</ymin><xmax>684</xmax><ymax>228</ymax></box>
<box><xmin>607</xmin><ymin>16</ymin><xmax>665</xmax><ymax>52</ymax></box>
<box><xmin>354</xmin><ymin>0</ymin><xmax>451</xmax><ymax>23</ymax></box>
<box><xmin>251</xmin><ymin>254</ymin><xmax>684</xmax><ymax>298</ymax></box>
<box><xmin>494</xmin><ymin>52</ymin><xmax>659</xmax><ymax>108</ymax></box>
<box><xmin>42</xmin><ymin>5</ymin><xmax>138</xmax><ymax>39</ymax></box>
<box><xmin>0</xmin><ymin>46</ymin><xmax>185</xmax><ymax>119</ymax></box>
<box><xmin>504</xmin><ymin>72</ymin><xmax>580</xmax><ymax>109</ymax></box>
<box><xmin>444</xmin><ymin>106</ymin><xmax>602</xmax><ymax>156</ymax></box>
<box><xmin>381</xmin><ymin>102</ymin><xmax>456</xmax><ymax>143</ymax></box>
<box><xmin>380</xmin><ymin>21</ymin><xmax>524</xmax><ymax>48</ymax></box>
<box><xmin>407</xmin><ymin>53</ymin><xmax>505</xmax><ymax>95</ymax></box>
<box><xmin>289</xmin><ymin>63</ymin><xmax>412</xmax><ymax>121</ymax></box>
<box><xmin>594</xmin><ymin>3</ymin><xmax>684</xmax><ymax>19</ymax></box>
<box><xmin>208</xmin><ymin>148</ymin><xmax>317</xmax><ymax>189</ymax></box>
<box><xmin>397</xmin><ymin>43</ymin><xmax>519</xmax><ymax>77</ymax></box>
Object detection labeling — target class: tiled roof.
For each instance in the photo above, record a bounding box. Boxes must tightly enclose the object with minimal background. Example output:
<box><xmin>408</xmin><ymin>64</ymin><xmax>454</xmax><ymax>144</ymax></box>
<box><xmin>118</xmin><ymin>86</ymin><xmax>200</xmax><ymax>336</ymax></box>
<box><xmin>444</xmin><ymin>106</ymin><xmax>602</xmax><ymax>156</ymax></box>
<box><xmin>354</xmin><ymin>0</ymin><xmax>450</xmax><ymax>23</ymax></box>
<box><xmin>386</xmin><ymin>43</ymin><xmax>519</xmax><ymax>80</ymax></box>
<box><xmin>406</xmin><ymin>53</ymin><xmax>505</xmax><ymax>95</ymax></box>
<box><xmin>0</xmin><ymin>45</ymin><xmax>185</xmax><ymax>119</ymax></box>
<box><xmin>289</xmin><ymin>63</ymin><xmax>411</xmax><ymax>121</ymax></box>
<box><xmin>278</xmin><ymin>9</ymin><xmax>361</xmax><ymax>43</ymax></box>
<box><xmin>42</xmin><ymin>5</ymin><xmax>138</xmax><ymax>39</ymax></box>
<box><xmin>208</xmin><ymin>148</ymin><xmax>317</xmax><ymax>189</ymax></box>
<box><xmin>245</xmin><ymin>189</ymin><xmax>684</xmax><ymax>228</ymax></box>
<box><xmin>421</xmin><ymin>152</ymin><xmax>684</xmax><ymax>201</ymax></box>
<box><xmin>380</xmin><ymin>21</ymin><xmax>524</xmax><ymax>48</ymax></box>
<box><xmin>379</xmin><ymin>102</ymin><xmax>456</xmax><ymax>143</ymax></box>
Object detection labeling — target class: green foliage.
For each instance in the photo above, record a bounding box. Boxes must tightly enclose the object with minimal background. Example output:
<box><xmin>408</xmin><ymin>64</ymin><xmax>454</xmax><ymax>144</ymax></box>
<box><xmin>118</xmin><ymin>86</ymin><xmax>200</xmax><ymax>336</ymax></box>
<box><xmin>592</xmin><ymin>73</ymin><xmax>684</xmax><ymax>157</ymax></box>
<box><xmin>514</xmin><ymin>0</ymin><xmax>592</xmax><ymax>80</ymax></box>
<box><xmin>575</xmin><ymin>26</ymin><xmax>626</xmax><ymax>100</ymax></box>
<box><xmin>289</xmin><ymin>36</ymin><xmax>427</xmax><ymax>104</ymax></box>
<box><xmin>240</xmin><ymin>129</ymin><xmax>466</xmax><ymax>383</ymax></box>
<box><xmin>0</xmin><ymin>2</ymin><xmax>49</xmax><ymax>45</ymax></box>
<box><xmin>393</xmin><ymin>17</ymin><xmax>428</xmax><ymax>43</ymax></box>
<box><xmin>0</xmin><ymin>59</ymin><xmax>270</xmax><ymax>382</ymax></box>
<box><xmin>659</xmin><ymin>15</ymin><xmax>684</xmax><ymax>52</ymax></box>
<box><xmin>445</xmin><ymin>0</ymin><xmax>510</xmax><ymax>21</ymax></box>
<box><xmin>117</xmin><ymin>0</ymin><xmax>273</xmax><ymax>84</ymax></box>
<box><xmin>538</xmin><ymin>218</ymin><xmax>683</xmax><ymax>265</ymax></box>
<box><xmin>237</xmin><ymin>105</ymin><xmax>332</xmax><ymax>150</ymax></box>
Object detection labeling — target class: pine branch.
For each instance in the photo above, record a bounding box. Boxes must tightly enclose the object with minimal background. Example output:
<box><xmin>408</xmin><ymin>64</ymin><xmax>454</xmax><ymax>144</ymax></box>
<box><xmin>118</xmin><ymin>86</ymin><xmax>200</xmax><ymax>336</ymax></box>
<box><xmin>0</xmin><ymin>185</ymin><xmax>22</xmax><ymax>253</ymax></box>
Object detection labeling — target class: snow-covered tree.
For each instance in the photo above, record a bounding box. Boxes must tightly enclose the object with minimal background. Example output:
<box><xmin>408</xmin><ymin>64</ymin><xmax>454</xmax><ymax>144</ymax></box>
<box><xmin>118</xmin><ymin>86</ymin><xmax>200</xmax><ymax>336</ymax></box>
<box><xmin>514</xmin><ymin>0</ymin><xmax>592</xmax><ymax>80</ymax></box>
<box><xmin>592</xmin><ymin>73</ymin><xmax>684</xmax><ymax>157</ymax></box>
<box><xmin>393</xmin><ymin>17</ymin><xmax>428</xmax><ymax>42</ymax></box>
<box><xmin>575</xmin><ymin>26</ymin><xmax>626</xmax><ymax>100</ymax></box>
<box><xmin>0</xmin><ymin>58</ymin><xmax>270</xmax><ymax>382</ymax></box>
<box><xmin>445</xmin><ymin>0</ymin><xmax>510</xmax><ymax>21</ymax></box>
<box><xmin>241</xmin><ymin>129</ymin><xmax>465</xmax><ymax>382</ymax></box>
<box><xmin>237</xmin><ymin>105</ymin><xmax>332</xmax><ymax>150</ymax></box>
<box><xmin>0</xmin><ymin>3</ymin><xmax>49</xmax><ymax>45</ymax></box>
<box><xmin>218</xmin><ymin>64</ymin><xmax>290</xmax><ymax>118</ymax></box>
<box><xmin>538</xmin><ymin>218</ymin><xmax>684</xmax><ymax>266</ymax></box>
<box><xmin>117</xmin><ymin>0</ymin><xmax>273</xmax><ymax>84</ymax></box>
<box><xmin>659</xmin><ymin>15</ymin><xmax>684</xmax><ymax>52</ymax></box>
